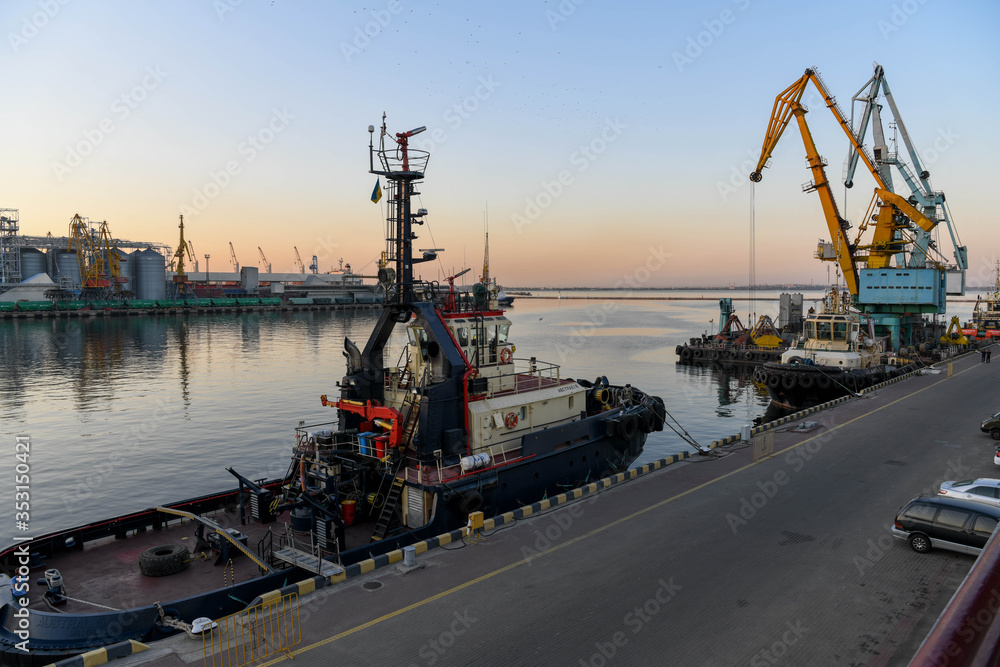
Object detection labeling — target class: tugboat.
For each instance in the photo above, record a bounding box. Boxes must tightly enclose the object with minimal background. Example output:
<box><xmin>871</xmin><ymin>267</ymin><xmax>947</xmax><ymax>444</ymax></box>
<box><xmin>675</xmin><ymin>298</ymin><xmax>791</xmax><ymax>366</ymax></box>
<box><xmin>755</xmin><ymin>288</ymin><xmax>914</xmax><ymax>409</ymax></box>
<box><xmin>965</xmin><ymin>261</ymin><xmax>1000</xmax><ymax>342</ymax></box>
<box><xmin>0</xmin><ymin>115</ymin><xmax>665</xmax><ymax>664</ymax></box>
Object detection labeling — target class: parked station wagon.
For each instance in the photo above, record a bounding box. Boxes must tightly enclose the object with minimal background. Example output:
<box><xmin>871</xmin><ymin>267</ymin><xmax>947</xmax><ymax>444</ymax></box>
<box><xmin>891</xmin><ymin>495</ymin><xmax>1000</xmax><ymax>555</ymax></box>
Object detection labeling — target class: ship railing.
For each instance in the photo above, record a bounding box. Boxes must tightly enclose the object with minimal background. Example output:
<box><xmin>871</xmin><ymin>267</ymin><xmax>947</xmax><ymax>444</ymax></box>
<box><xmin>403</xmin><ymin>444</ymin><xmax>524</xmax><ymax>485</ymax></box>
<box><xmin>293</xmin><ymin>422</ymin><xmax>391</xmax><ymax>462</ymax></box>
<box><xmin>376</xmin><ymin>146</ymin><xmax>430</xmax><ymax>175</ymax></box>
<box><xmin>482</xmin><ymin>357</ymin><xmax>562</xmax><ymax>398</ymax></box>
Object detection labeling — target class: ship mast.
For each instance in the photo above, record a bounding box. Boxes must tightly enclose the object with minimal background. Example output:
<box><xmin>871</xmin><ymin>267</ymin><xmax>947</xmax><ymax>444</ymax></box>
<box><xmin>481</xmin><ymin>213</ymin><xmax>490</xmax><ymax>285</ymax></box>
<box><xmin>369</xmin><ymin>113</ymin><xmax>434</xmax><ymax>306</ymax></box>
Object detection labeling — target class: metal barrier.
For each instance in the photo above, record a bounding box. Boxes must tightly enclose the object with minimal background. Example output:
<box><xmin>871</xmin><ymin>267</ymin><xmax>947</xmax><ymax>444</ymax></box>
<box><xmin>752</xmin><ymin>431</ymin><xmax>774</xmax><ymax>462</ymax></box>
<box><xmin>203</xmin><ymin>592</ymin><xmax>301</xmax><ymax>667</ymax></box>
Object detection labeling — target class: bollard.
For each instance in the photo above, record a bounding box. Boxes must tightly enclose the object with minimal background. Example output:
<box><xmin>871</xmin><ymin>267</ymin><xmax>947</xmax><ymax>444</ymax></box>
<box><xmin>403</xmin><ymin>546</ymin><xmax>416</xmax><ymax>567</ymax></box>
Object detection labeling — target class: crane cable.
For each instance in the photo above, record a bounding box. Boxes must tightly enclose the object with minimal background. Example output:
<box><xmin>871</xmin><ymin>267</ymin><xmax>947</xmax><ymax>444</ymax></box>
<box><xmin>746</xmin><ymin>182</ymin><xmax>757</xmax><ymax>424</ymax></box>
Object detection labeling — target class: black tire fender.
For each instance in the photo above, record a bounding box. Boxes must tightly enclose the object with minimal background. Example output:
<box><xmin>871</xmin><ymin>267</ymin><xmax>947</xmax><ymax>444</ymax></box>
<box><xmin>641</xmin><ymin>409</ymin><xmax>655</xmax><ymax>433</ymax></box>
<box><xmin>617</xmin><ymin>414</ymin><xmax>639</xmax><ymax>441</ymax></box>
<box><xmin>139</xmin><ymin>544</ymin><xmax>189</xmax><ymax>577</ymax></box>
<box><xmin>798</xmin><ymin>374</ymin><xmax>815</xmax><ymax>389</ymax></box>
<box><xmin>459</xmin><ymin>490</ymin><xmax>484</xmax><ymax>515</ymax></box>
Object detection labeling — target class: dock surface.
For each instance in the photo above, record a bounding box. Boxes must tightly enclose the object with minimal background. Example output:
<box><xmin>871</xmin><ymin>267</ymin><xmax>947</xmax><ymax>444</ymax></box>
<box><xmin>127</xmin><ymin>347</ymin><xmax>997</xmax><ymax>666</ymax></box>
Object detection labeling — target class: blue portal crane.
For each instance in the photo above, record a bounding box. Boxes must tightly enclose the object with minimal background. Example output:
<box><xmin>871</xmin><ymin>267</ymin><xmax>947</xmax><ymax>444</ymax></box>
<box><xmin>844</xmin><ymin>63</ymin><xmax>967</xmax><ymax>294</ymax></box>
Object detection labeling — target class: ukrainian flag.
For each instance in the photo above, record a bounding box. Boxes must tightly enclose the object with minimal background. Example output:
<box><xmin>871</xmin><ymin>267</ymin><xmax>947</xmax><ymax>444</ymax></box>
<box><xmin>371</xmin><ymin>178</ymin><xmax>382</xmax><ymax>204</ymax></box>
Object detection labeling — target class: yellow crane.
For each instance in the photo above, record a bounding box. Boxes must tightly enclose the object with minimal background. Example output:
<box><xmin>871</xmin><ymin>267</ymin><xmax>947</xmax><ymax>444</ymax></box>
<box><xmin>229</xmin><ymin>242</ymin><xmax>239</xmax><ymax>272</ymax></box>
<box><xmin>170</xmin><ymin>215</ymin><xmax>195</xmax><ymax>284</ymax></box>
<box><xmin>750</xmin><ymin>68</ymin><xmax>938</xmax><ymax>296</ymax></box>
<box><xmin>68</xmin><ymin>214</ymin><xmax>122</xmax><ymax>290</ymax></box>
<box><xmin>293</xmin><ymin>246</ymin><xmax>304</xmax><ymax>273</ymax></box>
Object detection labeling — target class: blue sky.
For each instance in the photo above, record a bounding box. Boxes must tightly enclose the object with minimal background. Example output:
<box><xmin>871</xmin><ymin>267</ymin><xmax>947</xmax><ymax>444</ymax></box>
<box><xmin>1</xmin><ymin>0</ymin><xmax>997</xmax><ymax>287</ymax></box>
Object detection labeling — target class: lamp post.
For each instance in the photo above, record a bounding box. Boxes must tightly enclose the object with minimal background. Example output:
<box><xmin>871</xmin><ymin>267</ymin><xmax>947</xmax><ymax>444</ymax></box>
<box><xmin>205</xmin><ymin>254</ymin><xmax>211</xmax><ymax>285</ymax></box>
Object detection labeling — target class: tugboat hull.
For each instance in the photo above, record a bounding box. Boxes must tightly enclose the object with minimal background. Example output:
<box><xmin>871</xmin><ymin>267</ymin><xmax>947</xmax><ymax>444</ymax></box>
<box><xmin>756</xmin><ymin>362</ymin><xmax>912</xmax><ymax>409</ymax></box>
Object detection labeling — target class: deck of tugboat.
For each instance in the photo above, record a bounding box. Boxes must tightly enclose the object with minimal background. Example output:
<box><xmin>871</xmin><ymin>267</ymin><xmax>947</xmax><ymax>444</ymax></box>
<box><xmin>20</xmin><ymin>509</ymin><xmax>305</xmax><ymax>616</ymax></box>
<box><xmin>125</xmin><ymin>345</ymin><xmax>998</xmax><ymax>667</ymax></box>
<box><xmin>487</xmin><ymin>371</ymin><xmax>575</xmax><ymax>397</ymax></box>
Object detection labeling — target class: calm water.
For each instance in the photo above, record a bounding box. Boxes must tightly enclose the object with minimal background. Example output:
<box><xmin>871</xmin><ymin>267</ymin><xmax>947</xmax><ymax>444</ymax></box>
<box><xmin>0</xmin><ymin>289</ymin><xmax>983</xmax><ymax>543</ymax></box>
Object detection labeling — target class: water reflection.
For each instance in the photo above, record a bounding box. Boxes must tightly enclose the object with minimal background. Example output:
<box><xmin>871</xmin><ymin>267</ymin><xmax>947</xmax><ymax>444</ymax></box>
<box><xmin>672</xmin><ymin>361</ymin><xmax>771</xmax><ymax>418</ymax></box>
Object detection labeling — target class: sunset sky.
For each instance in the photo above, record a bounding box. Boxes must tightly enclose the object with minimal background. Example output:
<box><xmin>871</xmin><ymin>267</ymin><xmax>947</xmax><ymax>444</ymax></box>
<box><xmin>2</xmin><ymin>1</ymin><xmax>998</xmax><ymax>287</ymax></box>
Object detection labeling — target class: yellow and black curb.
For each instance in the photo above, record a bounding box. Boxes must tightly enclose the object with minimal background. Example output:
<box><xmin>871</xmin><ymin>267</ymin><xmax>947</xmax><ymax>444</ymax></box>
<box><xmin>47</xmin><ymin>639</ymin><xmax>148</xmax><ymax>667</ymax></box>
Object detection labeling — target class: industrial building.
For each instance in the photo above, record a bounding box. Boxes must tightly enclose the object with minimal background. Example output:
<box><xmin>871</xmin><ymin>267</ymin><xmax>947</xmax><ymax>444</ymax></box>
<box><xmin>0</xmin><ymin>210</ymin><xmax>382</xmax><ymax>310</ymax></box>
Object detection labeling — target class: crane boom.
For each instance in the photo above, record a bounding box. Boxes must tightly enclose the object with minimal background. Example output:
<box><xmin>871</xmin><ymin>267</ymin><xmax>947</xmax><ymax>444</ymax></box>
<box><xmin>843</xmin><ymin>63</ymin><xmax>966</xmax><ymax>291</ymax></box>
<box><xmin>750</xmin><ymin>72</ymin><xmax>860</xmax><ymax>294</ymax></box>
<box><xmin>257</xmin><ymin>246</ymin><xmax>271</xmax><ymax>273</ymax></box>
<box><xmin>750</xmin><ymin>67</ymin><xmax>951</xmax><ymax>293</ymax></box>
<box><xmin>293</xmin><ymin>246</ymin><xmax>304</xmax><ymax>273</ymax></box>
<box><xmin>229</xmin><ymin>242</ymin><xmax>239</xmax><ymax>272</ymax></box>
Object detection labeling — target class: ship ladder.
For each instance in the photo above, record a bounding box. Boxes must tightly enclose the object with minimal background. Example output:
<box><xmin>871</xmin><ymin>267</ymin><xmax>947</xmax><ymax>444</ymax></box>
<box><xmin>398</xmin><ymin>366</ymin><xmax>429</xmax><ymax>448</ymax></box>
<box><xmin>371</xmin><ymin>459</ymin><xmax>407</xmax><ymax>542</ymax></box>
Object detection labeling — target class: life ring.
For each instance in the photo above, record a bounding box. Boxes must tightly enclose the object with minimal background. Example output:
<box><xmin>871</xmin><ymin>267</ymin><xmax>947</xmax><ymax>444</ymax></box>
<box><xmin>798</xmin><ymin>374</ymin><xmax>815</xmax><ymax>389</ymax></box>
<box><xmin>680</xmin><ymin>347</ymin><xmax>693</xmax><ymax>360</ymax></box>
<box><xmin>500</xmin><ymin>347</ymin><xmax>513</xmax><ymax>364</ymax></box>
<box><xmin>816</xmin><ymin>375</ymin><xmax>832</xmax><ymax>389</ymax></box>
<box><xmin>617</xmin><ymin>415</ymin><xmax>639</xmax><ymax>441</ymax></box>
<box><xmin>504</xmin><ymin>412</ymin><xmax>518</xmax><ymax>429</ymax></box>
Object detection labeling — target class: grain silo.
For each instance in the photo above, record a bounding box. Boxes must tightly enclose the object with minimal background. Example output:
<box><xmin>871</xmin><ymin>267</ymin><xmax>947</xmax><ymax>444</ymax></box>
<box><xmin>48</xmin><ymin>249</ymin><xmax>81</xmax><ymax>288</ymax></box>
<box><xmin>132</xmin><ymin>248</ymin><xmax>166</xmax><ymax>300</ymax></box>
<box><xmin>18</xmin><ymin>248</ymin><xmax>47</xmax><ymax>281</ymax></box>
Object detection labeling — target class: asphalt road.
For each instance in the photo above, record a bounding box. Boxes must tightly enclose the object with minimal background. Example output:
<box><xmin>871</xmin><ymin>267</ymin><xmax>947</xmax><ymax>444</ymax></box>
<box><xmin>136</xmin><ymin>351</ymin><xmax>998</xmax><ymax>667</ymax></box>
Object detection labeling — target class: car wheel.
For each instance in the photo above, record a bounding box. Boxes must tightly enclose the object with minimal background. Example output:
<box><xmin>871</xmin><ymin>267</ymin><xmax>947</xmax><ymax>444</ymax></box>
<box><xmin>909</xmin><ymin>533</ymin><xmax>931</xmax><ymax>553</ymax></box>
<box><xmin>991</xmin><ymin>428</ymin><xmax>1000</xmax><ymax>441</ymax></box>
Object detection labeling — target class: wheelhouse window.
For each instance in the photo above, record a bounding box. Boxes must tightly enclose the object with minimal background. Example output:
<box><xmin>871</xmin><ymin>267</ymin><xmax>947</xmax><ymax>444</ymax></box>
<box><xmin>833</xmin><ymin>320</ymin><xmax>848</xmax><ymax>341</ymax></box>
<box><xmin>817</xmin><ymin>320</ymin><xmax>832</xmax><ymax>340</ymax></box>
